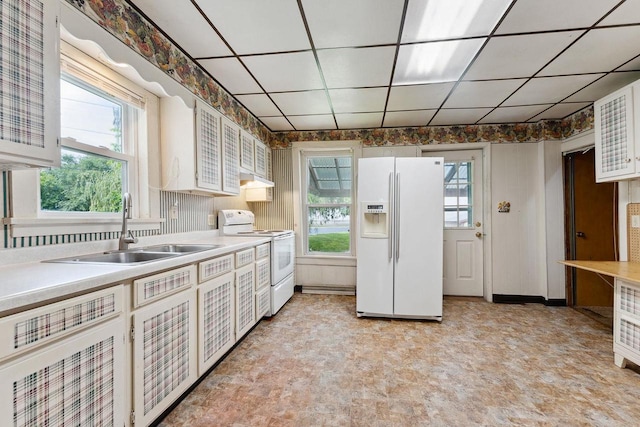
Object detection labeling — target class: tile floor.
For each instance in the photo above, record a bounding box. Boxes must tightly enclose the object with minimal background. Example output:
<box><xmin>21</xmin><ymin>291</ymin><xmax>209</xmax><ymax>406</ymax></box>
<box><xmin>158</xmin><ymin>294</ymin><xmax>640</xmax><ymax>426</ymax></box>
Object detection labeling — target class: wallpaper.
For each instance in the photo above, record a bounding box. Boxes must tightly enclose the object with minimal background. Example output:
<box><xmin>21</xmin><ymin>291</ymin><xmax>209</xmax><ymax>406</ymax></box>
<box><xmin>67</xmin><ymin>0</ymin><xmax>594</xmax><ymax>150</ymax></box>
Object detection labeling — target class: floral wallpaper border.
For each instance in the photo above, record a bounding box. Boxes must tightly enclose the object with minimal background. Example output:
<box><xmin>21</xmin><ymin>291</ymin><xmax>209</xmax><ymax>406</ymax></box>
<box><xmin>68</xmin><ymin>0</ymin><xmax>594</xmax><ymax>150</ymax></box>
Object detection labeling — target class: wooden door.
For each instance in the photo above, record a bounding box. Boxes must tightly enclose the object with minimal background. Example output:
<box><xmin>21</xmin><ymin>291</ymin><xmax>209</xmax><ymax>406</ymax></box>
<box><xmin>565</xmin><ymin>149</ymin><xmax>616</xmax><ymax>307</ymax></box>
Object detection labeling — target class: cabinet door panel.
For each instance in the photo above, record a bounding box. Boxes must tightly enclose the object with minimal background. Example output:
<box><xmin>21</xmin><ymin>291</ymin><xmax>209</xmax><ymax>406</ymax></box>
<box><xmin>236</xmin><ymin>264</ymin><xmax>255</xmax><ymax>340</ymax></box>
<box><xmin>133</xmin><ymin>289</ymin><xmax>197</xmax><ymax>426</ymax></box>
<box><xmin>221</xmin><ymin>117</ymin><xmax>240</xmax><ymax>194</ymax></box>
<box><xmin>196</xmin><ymin>101</ymin><xmax>223</xmax><ymax>191</ymax></box>
<box><xmin>0</xmin><ymin>317</ymin><xmax>125</xmax><ymax>427</ymax></box>
<box><xmin>240</xmin><ymin>130</ymin><xmax>255</xmax><ymax>171</ymax></box>
<box><xmin>198</xmin><ymin>272</ymin><xmax>235</xmax><ymax>375</ymax></box>
<box><xmin>254</xmin><ymin>141</ymin><xmax>267</xmax><ymax>176</ymax></box>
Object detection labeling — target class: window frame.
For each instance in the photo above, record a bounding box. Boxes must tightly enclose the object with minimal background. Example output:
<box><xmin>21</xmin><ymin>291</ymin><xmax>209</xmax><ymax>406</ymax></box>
<box><xmin>299</xmin><ymin>147</ymin><xmax>356</xmax><ymax>257</ymax></box>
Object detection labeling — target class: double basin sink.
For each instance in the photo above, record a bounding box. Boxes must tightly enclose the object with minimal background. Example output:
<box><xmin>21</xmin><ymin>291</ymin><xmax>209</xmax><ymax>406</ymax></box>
<box><xmin>45</xmin><ymin>244</ymin><xmax>222</xmax><ymax>265</ymax></box>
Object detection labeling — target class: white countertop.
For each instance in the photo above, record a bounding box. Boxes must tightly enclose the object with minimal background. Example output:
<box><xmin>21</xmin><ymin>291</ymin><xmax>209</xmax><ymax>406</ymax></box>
<box><xmin>0</xmin><ymin>231</ymin><xmax>270</xmax><ymax>316</ymax></box>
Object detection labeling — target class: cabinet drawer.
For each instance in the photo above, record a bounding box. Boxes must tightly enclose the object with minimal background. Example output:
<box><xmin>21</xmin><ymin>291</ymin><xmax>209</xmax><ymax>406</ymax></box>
<box><xmin>256</xmin><ymin>242</ymin><xmax>270</xmax><ymax>260</ymax></box>
<box><xmin>256</xmin><ymin>257</ymin><xmax>271</xmax><ymax>290</ymax></box>
<box><xmin>199</xmin><ymin>253</ymin><xmax>234</xmax><ymax>283</ymax></box>
<box><xmin>256</xmin><ymin>285</ymin><xmax>271</xmax><ymax>320</ymax></box>
<box><xmin>236</xmin><ymin>248</ymin><xmax>255</xmax><ymax>268</ymax></box>
<box><xmin>0</xmin><ymin>285</ymin><xmax>124</xmax><ymax>360</ymax></box>
<box><xmin>133</xmin><ymin>265</ymin><xmax>196</xmax><ymax>308</ymax></box>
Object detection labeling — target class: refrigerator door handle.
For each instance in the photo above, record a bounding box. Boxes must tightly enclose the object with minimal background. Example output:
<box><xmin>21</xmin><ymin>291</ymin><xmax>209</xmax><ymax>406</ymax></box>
<box><xmin>395</xmin><ymin>172</ymin><xmax>400</xmax><ymax>261</ymax></box>
<box><xmin>389</xmin><ymin>171</ymin><xmax>393</xmax><ymax>261</ymax></box>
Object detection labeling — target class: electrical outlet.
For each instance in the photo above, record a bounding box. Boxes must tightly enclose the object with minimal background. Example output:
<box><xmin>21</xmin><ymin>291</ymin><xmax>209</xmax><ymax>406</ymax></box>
<box><xmin>207</xmin><ymin>214</ymin><xmax>216</xmax><ymax>226</ymax></box>
<box><xmin>169</xmin><ymin>205</ymin><xmax>178</xmax><ymax>220</ymax></box>
<box><xmin>633</xmin><ymin>215</ymin><xmax>640</xmax><ymax>228</ymax></box>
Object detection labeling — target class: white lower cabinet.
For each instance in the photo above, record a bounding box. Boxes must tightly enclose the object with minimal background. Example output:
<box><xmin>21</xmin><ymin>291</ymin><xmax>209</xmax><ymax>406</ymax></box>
<box><xmin>0</xmin><ymin>316</ymin><xmax>126</xmax><ymax>426</ymax></box>
<box><xmin>198</xmin><ymin>271</ymin><xmax>235</xmax><ymax>375</ymax></box>
<box><xmin>614</xmin><ymin>278</ymin><xmax>640</xmax><ymax>368</ymax></box>
<box><xmin>131</xmin><ymin>288</ymin><xmax>197</xmax><ymax>426</ymax></box>
<box><xmin>236</xmin><ymin>263</ymin><xmax>256</xmax><ymax>340</ymax></box>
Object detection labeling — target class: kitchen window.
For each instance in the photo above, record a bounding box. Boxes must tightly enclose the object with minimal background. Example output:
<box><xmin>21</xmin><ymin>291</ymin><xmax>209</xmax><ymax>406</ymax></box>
<box><xmin>39</xmin><ymin>51</ymin><xmax>144</xmax><ymax>216</ymax></box>
<box><xmin>300</xmin><ymin>150</ymin><xmax>354</xmax><ymax>256</ymax></box>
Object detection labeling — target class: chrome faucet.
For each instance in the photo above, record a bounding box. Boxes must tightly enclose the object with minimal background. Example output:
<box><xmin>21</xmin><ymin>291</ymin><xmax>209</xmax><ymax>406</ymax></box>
<box><xmin>119</xmin><ymin>192</ymin><xmax>138</xmax><ymax>250</ymax></box>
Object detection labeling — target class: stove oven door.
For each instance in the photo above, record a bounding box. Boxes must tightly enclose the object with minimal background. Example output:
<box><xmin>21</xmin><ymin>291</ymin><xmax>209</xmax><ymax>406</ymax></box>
<box><xmin>272</xmin><ymin>233</ymin><xmax>295</xmax><ymax>284</ymax></box>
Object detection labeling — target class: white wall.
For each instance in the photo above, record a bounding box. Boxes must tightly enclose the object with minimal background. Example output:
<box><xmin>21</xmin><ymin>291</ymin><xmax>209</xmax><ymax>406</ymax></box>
<box><xmin>542</xmin><ymin>141</ymin><xmax>565</xmax><ymax>299</ymax></box>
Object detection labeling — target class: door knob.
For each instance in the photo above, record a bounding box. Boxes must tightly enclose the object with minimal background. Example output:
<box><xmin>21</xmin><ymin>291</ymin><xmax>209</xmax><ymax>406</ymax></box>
<box><xmin>475</xmin><ymin>232</ymin><xmax>482</xmax><ymax>238</ymax></box>
<box><xmin>475</xmin><ymin>221</ymin><xmax>482</xmax><ymax>227</ymax></box>
<box><xmin>576</xmin><ymin>231</ymin><xmax>585</xmax><ymax>238</ymax></box>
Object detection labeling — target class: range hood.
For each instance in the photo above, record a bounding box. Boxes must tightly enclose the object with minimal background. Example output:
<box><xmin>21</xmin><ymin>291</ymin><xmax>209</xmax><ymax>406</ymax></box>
<box><xmin>240</xmin><ymin>172</ymin><xmax>274</xmax><ymax>188</ymax></box>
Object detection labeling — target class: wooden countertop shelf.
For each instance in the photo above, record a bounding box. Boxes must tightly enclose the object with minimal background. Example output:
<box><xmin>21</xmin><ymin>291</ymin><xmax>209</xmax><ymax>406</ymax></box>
<box><xmin>560</xmin><ymin>260</ymin><xmax>640</xmax><ymax>284</ymax></box>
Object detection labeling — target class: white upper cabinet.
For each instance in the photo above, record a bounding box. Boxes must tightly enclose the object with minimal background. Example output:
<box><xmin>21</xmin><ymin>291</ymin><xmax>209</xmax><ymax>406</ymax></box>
<box><xmin>161</xmin><ymin>97</ymin><xmax>241</xmax><ymax>195</ymax></box>
<box><xmin>254</xmin><ymin>140</ymin><xmax>267</xmax><ymax>177</ymax></box>
<box><xmin>221</xmin><ymin>117</ymin><xmax>241</xmax><ymax>194</ymax></box>
<box><xmin>240</xmin><ymin>129</ymin><xmax>255</xmax><ymax>172</ymax></box>
<box><xmin>595</xmin><ymin>81</ymin><xmax>640</xmax><ymax>182</ymax></box>
<box><xmin>0</xmin><ymin>0</ymin><xmax>60</xmax><ymax>169</ymax></box>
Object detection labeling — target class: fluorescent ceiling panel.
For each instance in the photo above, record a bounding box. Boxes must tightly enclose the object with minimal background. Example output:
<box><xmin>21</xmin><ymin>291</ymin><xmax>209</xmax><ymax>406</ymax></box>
<box><xmin>387</xmin><ymin>83</ymin><xmax>455</xmax><ymax>111</ymax></box>
<box><xmin>259</xmin><ymin>116</ymin><xmax>293</xmax><ymax>131</ymax></box>
<box><xmin>270</xmin><ymin>91</ymin><xmax>331</xmax><ymax>115</ymax></box>
<box><xmin>235</xmin><ymin>94</ymin><xmax>281</xmax><ymax>116</ymax></box>
<box><xmin>402</xmin><ymin>0</ymin><xmax>511</xmax><ymax>42</ymax></box>
<box><xmin>288</xmin><ymin>115</ymin><xmax>336</xmax><ymax>130</ymax></box>
<box><xmin>198</xmin><ymin>58</ymin><xmax>261</xmax><ymax>94</ymax></box>
<box><xmin>565</xmin><ymin>72</ymin><xmax>640</xmax><ymax>102</ymax></box>
<box><xmin>335</xmin><ymin>113</ymin><xmax>384</xmax><ymax>129</ymax></box>
<box><xmin>383</xmin><ymin>110</ymin><xmax>436</xmax><ymax>127</ymax></box>
<box><xmin>599</xmin><ymin>0</ymin><xmax>640</xmax><ymax>26</ymax></box>
<box><xmin>317</xmin><ymin>47</ymin><xmax>396</xmax><ymax>89</ymax></box>
<box><xmin>243</xmin><ymin>51</ymin><xmax>324</xmax><ymax>92</ymax></box>
<box><xmin>464</xmin><ymin>31</ymin><xmax>581</xmax><ymax>80</ymax></box>
<box><xmin>193</xmin><ymin>0</ymin><xmax>310</xmax><ymax>54</ymax></box>
<box><xmin>528</xmin><ymin>102</ymin><xmax>592</xmax><ymax>121</ymax></box>
<box><xmin>444</xmin><ymin>79</ymin><xmax>527</xmax><ymax>108</ymax></box>
<box><xmin>129</xmin><ymin>0</ymin><xmax>231</xmax><ymax>57</ymax></box>
<box><xmin>496</xmin><ymin>0</ymin><xmax>621</xmax><ymax>34</ymax></box>
<box><xmin>430</xmin><ymin>108</ymin><xmax>493</xmax><ymax>126</ymax></box>
<box><xmin>328</xmin><ymin>88</ymin><xmax>388</xmax><ymax>114</ymax></box>
<box><xmin>540</xmin><ymin>27</ymin><xmax>640</xmax><ymax>76</ymax></box>
<box><xmin>394</xmin><ymin>39</ymin><xmax>485</xmax><ymax>85</ymax></box>
<box><xmin>503</xmin><ymin>74</ymin><xmax>604</xmax><ymax>106</ymax></box>
<box><xmin>478</xmin><ymin>105</ymin><xmax>552</xmax><ymax>124</ymax></box>
<box><xmin>302</xmin><ymin>0</ymin><xmax>404</xmax><ymax>48</ymax></box>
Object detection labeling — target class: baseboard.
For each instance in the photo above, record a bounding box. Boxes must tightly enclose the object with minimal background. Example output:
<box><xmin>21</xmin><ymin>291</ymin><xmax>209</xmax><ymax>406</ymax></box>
<box><xmin>493</xmin><ymin>294</ymin><xmax>567</xmax><ymax>306</ymax></box>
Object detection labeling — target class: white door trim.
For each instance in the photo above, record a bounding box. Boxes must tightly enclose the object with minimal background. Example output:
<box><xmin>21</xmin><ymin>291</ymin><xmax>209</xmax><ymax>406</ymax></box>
<box><xmin>420</xmin><ymin>143</ymin><xmax>493</xmax><ymax>301</ymax></box>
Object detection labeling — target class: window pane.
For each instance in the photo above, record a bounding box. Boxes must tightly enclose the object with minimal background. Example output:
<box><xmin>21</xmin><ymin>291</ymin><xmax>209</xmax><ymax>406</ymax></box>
<box><xmin>307</xmin><ymin>206</ymin><xmax>350</xmax><ymax>253</ymax></box>
<box><xmin>307</xmin><ymin>156</ymin><xmax>352</xmax><ymax>203</ymax></box>
<box><xmin>40</xmin><ymin>148</ymin><xmax>124</xmax><ymax>213</ymax></box>
<box><xmin>60</xmin><ymin>79</ymin><xmax>123</xmax><ymax>152</ymax></box>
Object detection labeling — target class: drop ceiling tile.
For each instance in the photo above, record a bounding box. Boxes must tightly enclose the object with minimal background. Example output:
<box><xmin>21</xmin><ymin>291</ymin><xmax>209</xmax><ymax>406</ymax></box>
<box><xmin>478</xmin><ymin>105</ymin><xmax>552</xmax><ymax>124</ymax></box>
<box><xmin>235</xmin><ymin>94</ymin><xmax>281</xmax><ymax>116</ymax></box>
<box><xmin>430</xmin><ymin>108</ymin><xmax>493</xmax><ymax>126</ymax></box>
<box><xmin>496</xmin><ymin>0</ymin><xmax>621</xmax><ymax>34</ymax></box>
<box><xmin>402</xmin><ymin>0</ymin><xmax>511</xmax><ymax>42</ymax></box>
<box><xmin>383</xmin><ymin>110</ymin><xmax>436</xmax><ymax>127</ymax></box>
<box><xmin>616</xmin><ymin>54</ymin><xmax>640</xmax><ymax>71</ymax></box>
<box><xmin>328</xmin><ymin>88</ymin><xmax>388</xmax><ymax>113</ymax></box>
<box><xmin>302</xmin><ymin>0</ymin><xmax>404</xmax><ymax>48</ymax></box>
<box><xmin>270</xmin><ymin>91</ymin><xmax>331</xmax><ymax>115</ymax></box>
<box><xmin>288</xmin><ymin>115</ymin><xmax>336</xmax><ymax>130</ymax></box>
<box><xmin>317</xmin><ymin>47</ymin><xmax>396</xmax><ymax>89</ymax></box>
<box><xmin>387</xmin><ymin>83</ymin><xmax>455</xmax><ymax>111</ymax></box>
<box><xmin>335</xmin><ymin>113</ymin><xmax>384</xmax><ymax>129</ymax></box>
<box><xmin>503</xmin><ymin>74</ymin><xmax>603</xmax><ymax>106</ymax></box>
<box><xmin>565</xmin><ymin>72</ymin><xmax>640</xmax><ymax>102</ymax></box>
<box><xmin>129</xmin><ymin>0</ymin><xmax>232</xmax><ymax>57</ymax></box>
<box><xmin>259</xmin><ymin>116</ymin><xmax>293</xmax><ymax>131</ymax></box>
<box><xmin>464</xmin><ymin>32</ymin><xmax>581</xmax><ymax>80</ymax></box>
<box><xmin>598</xmin><ymin>0</ymin><xmax>640</xmax><ymax>26</ymax></box>
<box><xmin>193</xmin><ymin>0</ymin><xmax>310</xmax><ymax>54</ymax></box>
<box><xmin>528</xmin><ymin>102</ymin><xmax>592</xmax><ymax>121</ymax></box>
<box><xmin>541</xmin><ymin>27</ymin><xmax>640</xmax><ymax>76</ymax></box>
<box><xmin>198</xmin><ymin>58</ymin><xmax>261</xmax><ymax>94</ymax></box>
<box><xmin>444</xmin><ymin>79</ymin><xmax>527</xmax><ymax>108</ymax></box>
<box><xmin>393</xmin><ymin>39</ymin><xmax>486</xmax><ymax>85</ymax></box>
<box><xmin>242</xmin><ymin>52</ymin><xmax>323</xmax><ymax>92</ymax></box>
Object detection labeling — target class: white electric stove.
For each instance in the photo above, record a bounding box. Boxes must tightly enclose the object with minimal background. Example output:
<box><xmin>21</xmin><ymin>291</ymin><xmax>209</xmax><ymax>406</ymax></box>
<box><xmin>218</xmin><ymin>210</ymin><xmax>294</xmax><ymax>315</ymax></box>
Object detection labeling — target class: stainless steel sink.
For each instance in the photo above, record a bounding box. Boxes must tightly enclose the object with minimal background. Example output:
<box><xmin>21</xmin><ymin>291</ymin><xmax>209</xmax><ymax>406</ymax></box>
<box><xmin>138</xmin><ymin>244</ymin><xmax>222</xmax><ymax>253</ymax></box>
<box><xmin>46</xmin><ymin>251</ymin><xmax>179</xmax><ymax>265</ymax></box>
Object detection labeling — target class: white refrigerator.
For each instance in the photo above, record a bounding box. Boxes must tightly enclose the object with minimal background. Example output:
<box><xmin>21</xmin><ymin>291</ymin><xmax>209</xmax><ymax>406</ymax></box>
<box><xmin>356</xmin><ymin>157</ymin><xmax>444</xmax><ymax>320</ymax></box>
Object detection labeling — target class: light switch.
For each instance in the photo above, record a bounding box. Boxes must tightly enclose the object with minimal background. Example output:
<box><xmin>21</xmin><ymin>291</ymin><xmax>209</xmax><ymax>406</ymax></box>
<box><xmin>632</xmin><ymin>215</ymin><xmax>640</xmax><ymax>228</ymax></box>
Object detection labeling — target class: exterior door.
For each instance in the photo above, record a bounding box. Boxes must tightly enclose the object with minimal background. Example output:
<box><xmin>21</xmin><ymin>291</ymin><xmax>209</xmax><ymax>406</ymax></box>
<box><xmin>423</xmin><ymin>150</ymin><xmax>484</xmax><ymax>296</ymax></box>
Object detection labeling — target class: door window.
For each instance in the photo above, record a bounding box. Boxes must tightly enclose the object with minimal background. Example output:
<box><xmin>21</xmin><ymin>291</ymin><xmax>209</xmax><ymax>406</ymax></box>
<box><xmin>444</xmin><ymin>161</ymin><xmax>473</xmax><ymax>228</ymax></box>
